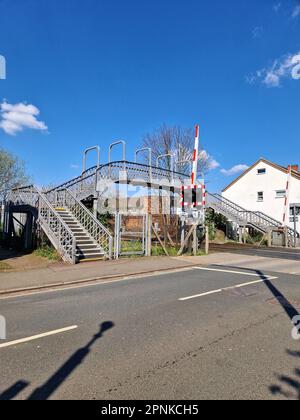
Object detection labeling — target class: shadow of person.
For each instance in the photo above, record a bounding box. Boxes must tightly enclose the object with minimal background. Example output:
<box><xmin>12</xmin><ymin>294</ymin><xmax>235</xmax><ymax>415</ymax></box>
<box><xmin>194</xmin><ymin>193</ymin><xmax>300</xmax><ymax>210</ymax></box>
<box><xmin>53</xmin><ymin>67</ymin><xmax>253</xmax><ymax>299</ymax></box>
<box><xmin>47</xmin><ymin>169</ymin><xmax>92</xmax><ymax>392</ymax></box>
<box><xmin>0</xmin><ymin>380</ymin><xmax>29</xmax><ymax>401</ymax></box>
<box><xmin>28</xmin><ymin>321</ymin><xmax>114</xmax><ymax>400</ymax></box>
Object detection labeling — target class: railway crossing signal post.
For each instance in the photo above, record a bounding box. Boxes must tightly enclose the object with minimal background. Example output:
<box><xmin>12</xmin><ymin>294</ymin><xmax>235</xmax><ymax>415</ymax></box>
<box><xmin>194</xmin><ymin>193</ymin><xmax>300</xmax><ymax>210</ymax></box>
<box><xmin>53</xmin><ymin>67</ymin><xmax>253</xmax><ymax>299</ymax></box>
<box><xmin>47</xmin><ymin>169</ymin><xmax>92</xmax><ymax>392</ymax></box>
<box><xmin>179</xmin><ymin>125</ymin><xmax>207</xmax><ymax>256</ymax></box>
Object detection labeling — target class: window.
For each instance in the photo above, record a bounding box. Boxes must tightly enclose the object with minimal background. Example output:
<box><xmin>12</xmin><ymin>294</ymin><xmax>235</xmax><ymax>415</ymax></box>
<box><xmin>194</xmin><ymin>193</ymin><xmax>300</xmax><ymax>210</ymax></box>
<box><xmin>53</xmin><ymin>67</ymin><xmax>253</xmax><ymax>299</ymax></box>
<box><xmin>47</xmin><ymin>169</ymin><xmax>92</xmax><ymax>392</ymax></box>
<box><xmin>257</xmin><ymin>168</ymin><xmax>266</xmax><ymax>175</ymax></box>
<box><xmin>276</xmin><ymin>190</ymin><xmax>286</xmax><ymax>198</ymax></box>
<box><xmin>257</xmin><ymin>191</ymin><xmax>264</xmax><ymax>202</ymax></box>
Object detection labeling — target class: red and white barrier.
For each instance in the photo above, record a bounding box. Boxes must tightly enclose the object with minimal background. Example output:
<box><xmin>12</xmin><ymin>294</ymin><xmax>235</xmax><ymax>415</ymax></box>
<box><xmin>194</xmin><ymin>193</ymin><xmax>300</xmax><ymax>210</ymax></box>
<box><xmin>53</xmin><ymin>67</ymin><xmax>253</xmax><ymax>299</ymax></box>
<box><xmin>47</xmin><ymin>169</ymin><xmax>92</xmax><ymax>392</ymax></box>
<box><xmin>282</xmin><ymin>165</ymin><xmax>292</xmax><ymax>225</ymax></box>
<box><xmin>181</xmin><ymin>184</ymin><xmax>206</xmax><ymax>210</ymax></box>
<box><xmin>180</xmin><ymin>124</ymin><xmax>207</xmax><ymax>213</ymax></box>
<box><xmin>191</xmin><ymin>125</ymin><xmax>200</xmax><ymax>186</ymax></box>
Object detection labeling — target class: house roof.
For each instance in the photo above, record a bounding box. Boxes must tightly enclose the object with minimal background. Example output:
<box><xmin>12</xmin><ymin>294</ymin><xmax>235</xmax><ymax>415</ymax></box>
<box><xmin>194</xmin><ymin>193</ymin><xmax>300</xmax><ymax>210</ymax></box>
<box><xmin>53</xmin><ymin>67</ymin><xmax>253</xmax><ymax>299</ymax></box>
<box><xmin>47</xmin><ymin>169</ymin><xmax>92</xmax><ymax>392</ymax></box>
<box><xmin>222</xmin><ymin>158</ymin><xmax>300</xmax><ymax>193</ymax></box>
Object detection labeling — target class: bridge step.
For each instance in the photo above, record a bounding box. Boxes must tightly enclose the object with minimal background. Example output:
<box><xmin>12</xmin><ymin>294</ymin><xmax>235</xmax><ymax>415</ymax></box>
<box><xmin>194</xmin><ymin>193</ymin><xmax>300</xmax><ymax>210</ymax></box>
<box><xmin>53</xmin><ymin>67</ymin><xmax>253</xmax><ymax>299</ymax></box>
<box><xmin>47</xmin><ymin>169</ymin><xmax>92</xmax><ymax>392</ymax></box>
<box><xmin>57</xmin><ymin>208</ymin><xmax>105</xmax><ymax>262</ymax></box>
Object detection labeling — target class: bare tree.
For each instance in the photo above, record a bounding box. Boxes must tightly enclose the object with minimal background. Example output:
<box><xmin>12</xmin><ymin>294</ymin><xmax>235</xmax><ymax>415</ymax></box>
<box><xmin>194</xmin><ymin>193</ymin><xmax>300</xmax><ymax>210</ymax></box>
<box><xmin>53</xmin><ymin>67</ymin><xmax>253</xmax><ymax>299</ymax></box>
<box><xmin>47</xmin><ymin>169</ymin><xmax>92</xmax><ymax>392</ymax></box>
<box><xmin>0</xmin><ymin>149</ymin><xmax>30</xmax><ymax>200</ymax></box>
<box><xmin>142</xmin><ymin>124</ymin><xmax>213</xmax><ymax>176</ymax></box>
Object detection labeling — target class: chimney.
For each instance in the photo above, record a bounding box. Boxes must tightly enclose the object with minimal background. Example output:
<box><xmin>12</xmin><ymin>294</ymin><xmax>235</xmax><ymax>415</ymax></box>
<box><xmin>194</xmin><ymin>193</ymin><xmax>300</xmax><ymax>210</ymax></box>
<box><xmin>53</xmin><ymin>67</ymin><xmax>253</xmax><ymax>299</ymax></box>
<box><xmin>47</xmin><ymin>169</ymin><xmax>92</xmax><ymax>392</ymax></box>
<box><xmin>289</xmin><ymin>164</ymin><xmax>299</xmax><ymax>172</ymax></box>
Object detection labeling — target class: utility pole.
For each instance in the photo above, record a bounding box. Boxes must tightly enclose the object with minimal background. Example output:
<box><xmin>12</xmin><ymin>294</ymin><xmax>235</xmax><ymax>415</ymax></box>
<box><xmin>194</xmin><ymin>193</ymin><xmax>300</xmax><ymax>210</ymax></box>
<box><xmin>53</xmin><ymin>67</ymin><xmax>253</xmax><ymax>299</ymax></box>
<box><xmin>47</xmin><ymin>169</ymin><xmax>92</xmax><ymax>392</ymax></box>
<box><xmin>282</xmin><ymin>165</ymin><xmax>292</xmax><ymax>227</ymax></box>
<box><xmin>205</xmin><ymin>225</ymin><xmax>209</xmax><ymax>255</ymax></box>
<box><xmin>290</xmin><ymin>203</ymin><xmax>298</xmax><ymax>248</ymax></box>
<box><xmin>281</xmin><ymin>165</ymin><xmax>292</xmax><ymax>247</ymax></box>
<box><xmin>293</xmin><ymin>205</ymin><xmax>297</xmax><ymax>248</ymax></box>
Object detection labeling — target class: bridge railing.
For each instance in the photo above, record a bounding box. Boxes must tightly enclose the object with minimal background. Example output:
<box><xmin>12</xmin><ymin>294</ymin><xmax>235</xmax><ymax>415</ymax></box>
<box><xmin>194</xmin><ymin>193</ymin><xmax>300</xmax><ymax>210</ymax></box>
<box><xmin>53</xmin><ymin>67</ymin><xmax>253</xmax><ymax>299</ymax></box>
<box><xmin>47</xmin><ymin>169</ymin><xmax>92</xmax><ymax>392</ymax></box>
<box><xmin>207</xmin><ymin>192</ymin><xmax>299</xmax><ymax>241</ymax></box>
<box><xmin>9</xmin><ymin>186</ymin><xmax>77</xmax><ymax>264</ymax></box>
<box><xmin>56</xmin><ymin>189</ymin><xmax>113</xmax><ymax>259</ymax></box>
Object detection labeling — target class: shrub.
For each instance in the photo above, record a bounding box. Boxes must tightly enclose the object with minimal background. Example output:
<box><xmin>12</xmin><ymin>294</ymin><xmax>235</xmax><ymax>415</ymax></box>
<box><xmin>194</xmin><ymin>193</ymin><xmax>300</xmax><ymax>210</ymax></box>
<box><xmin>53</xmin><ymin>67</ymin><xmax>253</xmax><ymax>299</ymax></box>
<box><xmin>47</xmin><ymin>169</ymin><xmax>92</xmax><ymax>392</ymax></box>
<box><xmin>34</xmin><ymin>246</ymin><xmax>61</xmax><ymax>261</ymax></box>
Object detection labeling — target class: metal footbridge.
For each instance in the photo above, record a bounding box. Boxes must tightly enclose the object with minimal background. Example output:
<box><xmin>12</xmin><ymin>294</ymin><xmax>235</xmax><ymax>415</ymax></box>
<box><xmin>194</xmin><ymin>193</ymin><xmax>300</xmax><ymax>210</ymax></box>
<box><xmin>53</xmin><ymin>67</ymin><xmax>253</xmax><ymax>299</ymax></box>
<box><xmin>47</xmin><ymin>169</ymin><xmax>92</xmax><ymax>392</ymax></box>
<box><xmin>7</xmin><ymin>160</ymin><xmax>191</xmax><ymax>263</ymax></box>
<box><xmin>5</xmin><ymin>144</ymin><xmax>299</xmax><ymax>263</ymax></box>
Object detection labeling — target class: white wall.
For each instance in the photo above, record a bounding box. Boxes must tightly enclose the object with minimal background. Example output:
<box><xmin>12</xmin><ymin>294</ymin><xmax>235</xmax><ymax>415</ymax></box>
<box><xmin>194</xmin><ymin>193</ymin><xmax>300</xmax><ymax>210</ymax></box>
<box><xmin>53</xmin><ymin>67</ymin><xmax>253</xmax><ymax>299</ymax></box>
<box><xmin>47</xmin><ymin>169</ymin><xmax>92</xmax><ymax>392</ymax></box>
<box><xmin>222</xmin><ymin>161</ymin><xmax>300</xmax><ymax>231</ymax></box>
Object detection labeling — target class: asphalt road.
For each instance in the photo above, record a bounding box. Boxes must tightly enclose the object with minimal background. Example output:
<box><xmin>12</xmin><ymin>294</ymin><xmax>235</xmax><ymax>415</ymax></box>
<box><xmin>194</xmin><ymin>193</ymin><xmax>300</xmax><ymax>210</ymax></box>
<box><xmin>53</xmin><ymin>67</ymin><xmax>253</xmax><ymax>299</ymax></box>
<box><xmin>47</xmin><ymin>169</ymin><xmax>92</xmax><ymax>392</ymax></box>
<box><xmin>0</xmin><ymin>265</ymin><xmax>300</xmax><ymax>400</ymax></box>
<box><xmin>210</xmin><ymin>243</ymin><xmax>300</xmax><ymax>261</ymax></box>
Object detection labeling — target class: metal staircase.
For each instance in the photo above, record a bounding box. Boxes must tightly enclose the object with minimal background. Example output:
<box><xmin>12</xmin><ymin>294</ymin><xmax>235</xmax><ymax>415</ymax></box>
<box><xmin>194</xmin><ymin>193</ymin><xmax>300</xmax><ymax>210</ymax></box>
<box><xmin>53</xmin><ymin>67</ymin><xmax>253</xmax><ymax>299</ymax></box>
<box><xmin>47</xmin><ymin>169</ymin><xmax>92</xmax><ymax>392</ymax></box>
<box><xmin>8</xmin><ymin>185</ymin><xmax>113</xmax><ymax>263</ymax></box>
<box><xmin>207</xmin><ymin>192</ymin><xmax>298</xmax><ymax>246</ymax></box>
<box><xmin>9</xmin><ymin>186</ymin><xmax>77</xmax><ymax>264</ymax></box>
<box><xmin>54</xmin><ymin>188</ymin><xmax>113</xmax><ymax>260</ymax></box>
<box><xmin>55</xmin><ymin>208</ymin><xmax>106</xmax><ymax>261</ymax></box>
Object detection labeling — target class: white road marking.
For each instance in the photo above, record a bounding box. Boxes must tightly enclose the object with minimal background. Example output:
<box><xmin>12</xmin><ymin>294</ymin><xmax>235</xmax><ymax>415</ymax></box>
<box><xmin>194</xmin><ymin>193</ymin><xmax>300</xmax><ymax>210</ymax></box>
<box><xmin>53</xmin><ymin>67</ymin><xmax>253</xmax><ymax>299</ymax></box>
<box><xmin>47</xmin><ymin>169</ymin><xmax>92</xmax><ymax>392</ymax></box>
<box><xmin>179</xmin><ymin>277</ymin><xmax>278</xmax><ymax>301</ymax></box>
<box><xmin>194</xmin><ymin>266</ymin><xmax>272</xmax><ymax>277</ymax></box>
<box><xmin>0</xmin><ymin>325</ymin><xmax>78</xmax><ymax>349</ymax></box>
<box><xmin>179</xmin><ymin>267</ymin><xmax>278</xmax><ymax>301</ymax></box>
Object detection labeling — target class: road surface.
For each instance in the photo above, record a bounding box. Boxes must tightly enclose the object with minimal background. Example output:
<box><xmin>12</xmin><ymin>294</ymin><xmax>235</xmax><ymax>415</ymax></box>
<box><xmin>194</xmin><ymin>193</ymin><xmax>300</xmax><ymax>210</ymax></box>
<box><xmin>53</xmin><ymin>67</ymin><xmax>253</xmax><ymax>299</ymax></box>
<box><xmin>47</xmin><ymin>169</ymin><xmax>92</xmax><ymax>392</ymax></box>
<box><xmin>0</xmin><ymin>265</ymin><xmax>300</xmax><ymax>400</ymax></box>
<box><xmin>210</xmin><ymin>243</ymin><xmax>300</xmax><ymax>261</ymax></box>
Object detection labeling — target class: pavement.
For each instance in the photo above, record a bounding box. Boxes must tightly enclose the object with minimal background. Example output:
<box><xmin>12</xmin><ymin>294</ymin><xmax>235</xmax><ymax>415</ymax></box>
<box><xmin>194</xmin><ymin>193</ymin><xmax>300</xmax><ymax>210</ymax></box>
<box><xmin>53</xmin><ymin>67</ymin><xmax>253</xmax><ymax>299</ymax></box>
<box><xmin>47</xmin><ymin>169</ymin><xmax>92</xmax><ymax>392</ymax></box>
<box><xmin>0</xmin><ymin>247</ymin><xmax>300</xmax><ymax>295</ymax></box>
<box><xmin>0</xmin><ymin>263</ymin><xmax>300</xmax><ymax>400</ymax></box>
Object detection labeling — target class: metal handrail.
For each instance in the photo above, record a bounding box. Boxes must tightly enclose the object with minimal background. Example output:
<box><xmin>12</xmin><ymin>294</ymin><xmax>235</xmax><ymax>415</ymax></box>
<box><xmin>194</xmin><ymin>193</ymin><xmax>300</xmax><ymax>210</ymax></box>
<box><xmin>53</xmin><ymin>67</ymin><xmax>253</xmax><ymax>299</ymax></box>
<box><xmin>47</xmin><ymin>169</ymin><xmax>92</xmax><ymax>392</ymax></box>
<box><xmin>207</xmin><ymin>192</ymin><xmax>299</xmax><ymax>239</ymax></box>
<box><xmin>46</xmin><ymin>166</ymin><xmax>98</xmax><ymax>195</ymax></box>
<box><xmin>82</xmin><ymin>146</ymin><xmax>100</xmax><ymax>174</ymax></box>
<box><xmin>46</xmin><ymin>160</ymin><xmax>190</xmax><ymax>201</ymax></box>
<box><xmin>135</xmin><ymin>147</ymin><xmax>152</xmax><ymax>179</ymax></box>
<box><xmin>10</xmin><ymin>186</ymin><xmax>77</xmax><ymax>264</ymax></box>
<box><xmin>97</xmin><ymin>161</ymin><xmax>189</xmax><ymax>183</ymax></box>
<box><xmin>109</xmin><ymin>141</ymin><xmax>126</xmax><ymax>163</ymax></box>
<box><xmin>156</xmin><ymin>153</ymin><xmax>175</xmax><ymax>171</ymax></box>
<box><xmin>56</xmin><ymin>189</ymin><xmax>113</xmax><ymax>259</ymax></box>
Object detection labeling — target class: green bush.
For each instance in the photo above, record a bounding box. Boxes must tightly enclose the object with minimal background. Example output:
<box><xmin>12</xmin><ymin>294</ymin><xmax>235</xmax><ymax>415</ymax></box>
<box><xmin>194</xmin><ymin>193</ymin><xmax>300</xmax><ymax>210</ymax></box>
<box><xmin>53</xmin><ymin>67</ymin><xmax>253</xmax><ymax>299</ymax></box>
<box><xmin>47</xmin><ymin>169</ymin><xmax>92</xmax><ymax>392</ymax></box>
<box><xmin>151</xmin><ymin>244</ymin><xmax>179</xmax><ymax>256</ymax></box>
<box><xmin>34</xmin><ymin>246</ymin><xmax>61</xmax><ymax>261</ymax></box>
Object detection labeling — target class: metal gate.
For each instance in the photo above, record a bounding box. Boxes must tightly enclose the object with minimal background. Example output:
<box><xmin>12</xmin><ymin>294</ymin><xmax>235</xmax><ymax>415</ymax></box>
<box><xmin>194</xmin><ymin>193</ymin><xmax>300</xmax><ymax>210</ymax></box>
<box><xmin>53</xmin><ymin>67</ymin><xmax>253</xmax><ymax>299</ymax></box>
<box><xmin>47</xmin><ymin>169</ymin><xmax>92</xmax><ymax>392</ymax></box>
<box><xmin>114</xmin><ymin>213</ymin><xmax>149</xmax><ymax>259</ymax></box>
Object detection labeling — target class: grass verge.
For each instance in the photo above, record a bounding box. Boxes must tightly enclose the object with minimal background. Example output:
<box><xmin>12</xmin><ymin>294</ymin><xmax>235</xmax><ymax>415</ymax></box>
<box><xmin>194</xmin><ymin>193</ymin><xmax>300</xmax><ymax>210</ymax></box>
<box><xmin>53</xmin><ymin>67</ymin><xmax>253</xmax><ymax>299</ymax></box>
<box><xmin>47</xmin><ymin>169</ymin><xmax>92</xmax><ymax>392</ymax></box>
<box><xmin>34</xmin><ymin>246</ymin><xmax>61</xmax><ymax>261</ymax></box>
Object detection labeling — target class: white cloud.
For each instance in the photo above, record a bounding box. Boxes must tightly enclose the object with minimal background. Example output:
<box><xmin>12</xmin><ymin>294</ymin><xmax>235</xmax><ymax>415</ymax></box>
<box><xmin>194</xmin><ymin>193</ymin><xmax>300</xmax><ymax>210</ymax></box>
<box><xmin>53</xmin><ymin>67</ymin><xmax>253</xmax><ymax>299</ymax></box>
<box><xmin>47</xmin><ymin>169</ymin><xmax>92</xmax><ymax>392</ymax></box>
<box><xmin>273</xmin><ymin>2</ymin><xmax>281</xmax><ymax>13</ymax></box>
<box><xmin>70</xmin><ymin>164</ymin><xmax>80</xmax><ymax>170</ymax></box>
<box><xmin>292</xmin><ymin>4</ymin><xmax>300</xmax><ymax>18</ymax></box>
<box><xmin>208</xmin><ymin>158</ymin><xmax>220</xmax><ymax>170</ymax></box>
<box><xmin>199</xmin><ymin>150</ymin><xmax>220</xmax><ymax>171</ymax></box>
<box><xmin>247</xmin><ymin>51</ymin><xmax>300</xmax><ymax>88</ymax></box>
<box><xmin>220</xmin><ymin>164</ymin><xmax>249</xmax><ymax>176</ymax></box>
<box><xmin>252</xmin><ymin>26</ymin><xmax>263</xmax><ymax>39</ymax></box>
<box><xmin>0</xmin><ymin>101</ymin><xmax>48</xmax><ymax>135</ymax></box>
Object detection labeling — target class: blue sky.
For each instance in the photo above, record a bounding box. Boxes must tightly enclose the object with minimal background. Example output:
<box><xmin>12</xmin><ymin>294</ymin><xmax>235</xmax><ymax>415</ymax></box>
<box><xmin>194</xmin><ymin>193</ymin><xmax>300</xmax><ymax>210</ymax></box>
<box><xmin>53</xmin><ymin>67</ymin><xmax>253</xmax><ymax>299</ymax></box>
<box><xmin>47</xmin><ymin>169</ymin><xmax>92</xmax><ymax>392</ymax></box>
<box><xmin>0</xmin><ymin>0</ymin><xmax>299</xmax><ymax>192</ymax></box>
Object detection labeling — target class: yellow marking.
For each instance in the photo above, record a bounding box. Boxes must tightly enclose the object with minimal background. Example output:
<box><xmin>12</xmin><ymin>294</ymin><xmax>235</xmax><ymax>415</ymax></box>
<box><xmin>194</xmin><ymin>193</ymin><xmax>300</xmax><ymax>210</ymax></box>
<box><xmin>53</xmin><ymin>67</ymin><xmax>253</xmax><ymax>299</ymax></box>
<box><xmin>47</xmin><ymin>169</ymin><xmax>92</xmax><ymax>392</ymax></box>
<box><xmin>80</xmin><ymin>258</ymin><xmax>104</xmax><ymax>263</ymax></box>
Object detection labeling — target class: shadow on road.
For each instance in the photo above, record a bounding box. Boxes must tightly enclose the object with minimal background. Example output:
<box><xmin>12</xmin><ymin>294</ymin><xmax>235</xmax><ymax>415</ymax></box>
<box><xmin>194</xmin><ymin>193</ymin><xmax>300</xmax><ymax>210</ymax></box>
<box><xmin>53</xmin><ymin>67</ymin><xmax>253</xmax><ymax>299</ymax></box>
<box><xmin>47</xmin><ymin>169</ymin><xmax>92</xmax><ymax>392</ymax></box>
<box><xmin>212</xmin><ymin>264</ymin><xmax>300</xmax><ymax>400</ymax></box>
<box><xmin>0</xmin><ymin>321</ymin><xmax>114</xmax><ymax>401</ymax></box>
<box><xmin>0</xmin><ymin>380</ymin><xmax>29</xmax><ymax>401</ymax></box>
<box><xmin>211</xmin><ymin>264</ymin><xmax>300</xmax><ymax>320</ymax></box>
<box><xmin>269</xmin><ymin>350</ymin><xmax>300</xmax><ymax>400</ymax></box>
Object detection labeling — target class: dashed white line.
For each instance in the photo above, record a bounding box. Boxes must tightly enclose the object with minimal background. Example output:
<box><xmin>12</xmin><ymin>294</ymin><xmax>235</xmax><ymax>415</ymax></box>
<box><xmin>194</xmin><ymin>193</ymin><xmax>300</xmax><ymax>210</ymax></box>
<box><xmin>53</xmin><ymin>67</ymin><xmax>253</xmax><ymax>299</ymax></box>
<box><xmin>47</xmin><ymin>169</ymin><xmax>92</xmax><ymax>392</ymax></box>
<box><xmin>193</xmin><ymin>267</ymin><xmax>272</xmax><ymax>277</ymax></box>
<box><xmin>179</xmin><ymin>277</ymin><xmax>278</xmax><ymax>301</ymax></box>
<box><xmin>0</xmin><ymin>325</ymin><xmax>78</xmax><ymax>349</ymax></box>
<box><xmin>179</xmin><ymin>267</ymin><xmax>278</xmax><ymax>301</ymax></box>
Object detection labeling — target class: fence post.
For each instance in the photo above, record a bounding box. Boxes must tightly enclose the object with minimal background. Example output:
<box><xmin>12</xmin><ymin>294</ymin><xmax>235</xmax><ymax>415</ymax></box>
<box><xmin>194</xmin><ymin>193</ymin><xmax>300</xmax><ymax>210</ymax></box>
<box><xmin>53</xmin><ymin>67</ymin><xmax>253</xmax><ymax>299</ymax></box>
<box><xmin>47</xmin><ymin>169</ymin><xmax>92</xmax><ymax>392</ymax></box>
<box><xmin>205</xmin><ymin>225</ymin><xmax>209</xmax><ymax>255</ymax></box>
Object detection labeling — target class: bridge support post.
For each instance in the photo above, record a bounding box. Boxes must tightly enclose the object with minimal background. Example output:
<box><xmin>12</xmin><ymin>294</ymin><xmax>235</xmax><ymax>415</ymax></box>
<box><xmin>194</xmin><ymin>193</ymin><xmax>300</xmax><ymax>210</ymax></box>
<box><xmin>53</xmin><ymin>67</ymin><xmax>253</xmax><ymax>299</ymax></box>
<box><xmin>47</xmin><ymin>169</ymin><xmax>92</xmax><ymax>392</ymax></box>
<box><xmin>284</xmin><ymin>226</ymin><xmax>289</xmax><ymax>248</ymax></box>
<box><xmin>93</xmin><ymin>198</ymin><xmax>98</xmax><ymax>218</ymax></box>
<box><xmin>205</xmin><ymin>225</ymin><xmax>209</xmax><ymax>255</ymax></box>
<box><xmin>267</xmin><ymin>228</ymin><xmax>272</xmax><ymax>247</ymax></box>
<box><xmin>145</xmin><ymin>213</ymin><xmax>152</xmax><ymax>257</ymax></box>
<box><xmin>238</xmin><ymin>226</ymin><xmax>243</xmax><ymax>244</ymax></box>
<box><xmin>146</xmin><ymin>183</ymin><xmax>152</xmax><ymax>257</ymax></box>
<box><xmin>193</xmin><ymin>226</ymin><xmax>198</xmax><ymax>256</ymax></box>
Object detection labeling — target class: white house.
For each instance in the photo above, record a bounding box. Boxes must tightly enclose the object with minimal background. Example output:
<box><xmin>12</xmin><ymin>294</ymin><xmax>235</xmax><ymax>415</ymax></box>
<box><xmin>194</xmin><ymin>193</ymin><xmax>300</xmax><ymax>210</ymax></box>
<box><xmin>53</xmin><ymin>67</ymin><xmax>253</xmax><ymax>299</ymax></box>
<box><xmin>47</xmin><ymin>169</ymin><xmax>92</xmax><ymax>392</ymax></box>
<box><xmin>222</xmin><ymin>158</ymin><xmax>300</xmax><ymax>232</ymax></box>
